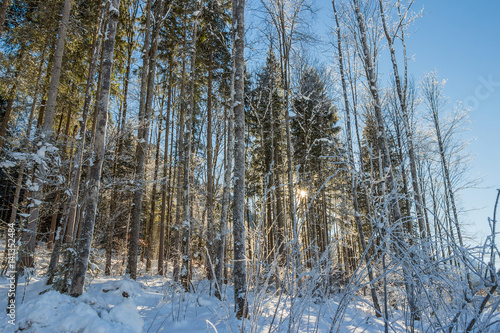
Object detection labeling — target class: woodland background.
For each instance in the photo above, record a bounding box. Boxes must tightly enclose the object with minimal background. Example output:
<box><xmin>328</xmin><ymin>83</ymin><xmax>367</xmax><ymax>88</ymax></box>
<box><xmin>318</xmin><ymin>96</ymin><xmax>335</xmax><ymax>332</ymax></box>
<box><xmin>0</xmin><ymin>0</ymin><xmax>499</xmax><ymax>332</ymax></box>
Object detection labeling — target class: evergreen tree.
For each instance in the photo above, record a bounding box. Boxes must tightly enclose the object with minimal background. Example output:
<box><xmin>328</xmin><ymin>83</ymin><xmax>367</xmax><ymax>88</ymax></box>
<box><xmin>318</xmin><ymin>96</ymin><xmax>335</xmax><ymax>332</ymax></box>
<box><xmin>247</xmin><ymin>50</ymin><xmax>286</xmax><ymax>263</ymax></box>
<box><xmin>291</xmin><ymin>64</ymin><xmax>340</xmax><ymax>262</ymax></box>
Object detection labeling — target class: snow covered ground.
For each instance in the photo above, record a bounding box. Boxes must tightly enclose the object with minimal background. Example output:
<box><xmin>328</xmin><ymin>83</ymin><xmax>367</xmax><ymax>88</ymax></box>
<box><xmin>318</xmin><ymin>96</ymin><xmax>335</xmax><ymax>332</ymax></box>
<box><xmin>1</xmin><ymin>273</ymin><xmax>412</xmax><ymax>333</ymax></box>
<box><xmin>0</xmin><ymin>244</ymin><xmax>432</xmax><ymax>332</ymax></box>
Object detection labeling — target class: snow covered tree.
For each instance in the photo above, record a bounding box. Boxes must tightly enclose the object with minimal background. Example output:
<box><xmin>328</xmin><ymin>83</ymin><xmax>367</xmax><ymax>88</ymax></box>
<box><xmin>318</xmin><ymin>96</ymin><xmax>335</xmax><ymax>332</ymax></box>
<box><xmin>70</xmin><ymin>0</ymin><xmax>122</xmax><ymax>297</ymax></box>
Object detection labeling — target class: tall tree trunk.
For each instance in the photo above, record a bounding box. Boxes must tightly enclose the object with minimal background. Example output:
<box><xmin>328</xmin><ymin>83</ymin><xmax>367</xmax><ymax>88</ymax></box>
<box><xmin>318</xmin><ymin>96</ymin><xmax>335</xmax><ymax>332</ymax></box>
<box><xmin>36</xmin><ymin>56</ymin><xmax>52</xmax><ymax>130</ymax></box>
<box><xmin>65</xmin><ymin>13</ymin><xmax>105</xmax><ymax>244</ymax></box>
<box><xmin>69</xmin><ymin>0</ymin><xmax>121</xmax><ymax>297</ymax></box>
<box><xmin>180</xmin><ymin>6</ymin><xmax>199</xmax><ymax>291</ymax></box>
<box><xmin>166</xmin><ymin>116</ymin><xmax>176</xmax><ymax>267</ymax></box>
<box><xmin>232</xmin><ymin>0</ymin><xmax>248</xmax><ymax>319</ymax></box>
<box><xmin>146</xmin><ymin>119</ymin><xmax>162</xmax><ymax>272</ymax></box>
<box><xmin>47</xmin><ymin>191</ymin><xmax>61</xmax><ymax>250</ymax></box>
<box><xmin>18</xmin><ymin>0</ymin><xmax>73</xmax><ymax>273</ymax></box>
<box><xmin>215</xmin><ymin>100</ymin><xmax>233</xmax><ymax>300</ymax></box>
<box><xmin>25</xmin><ymin>43</ymin><xmax>48</xmax><ymax>142</ymax></box>
<box><xmin>45</xmin><ymin>126</ymin><xmax>77</xmax><ymax>286</ymax></box>
<box><xmin>422</xmin><ymin>73</ymin><xmax>466</xmax><ymax>258</ymax></box>
<box><xmin>127</xmin><ymin>0</ymin><xmax>153</xmax><ymax>280</ymax></box>
<box><xmin>165</xmin><ymin>100</ymin><xmax>176</xmax><ymax>262</ymax></box>
<box><xmin>268</xmin><ymin>0</ymin><xmax>301</xmax><ymax>280</ymax></box>
<box><xmin>206</xmin><ymin>52</ymin><xmax>214</xmax><ymax>281</ymax></box>
<box><xmin>89</xmin><ymin>35</ymin><xmax>106</xmax><ymax>148</ymax></box>
<box><xmin>42</xmin><ymin>0</ymin><xmax>72</xmax><ymax>135</ymax></box>
<box><xmin>394</xmin><ymin>111</ymin><xmax>413</xmax><ymax>239</ymax></box>
<box><xmin>158</xmin><ymin>57</ymin><xmax>173</xmax><ymax>275</ymax></box>
<box><xmin>172</xmin><ymin>41</ymin><xmax>187</xmax><ymax>282</ymax></box>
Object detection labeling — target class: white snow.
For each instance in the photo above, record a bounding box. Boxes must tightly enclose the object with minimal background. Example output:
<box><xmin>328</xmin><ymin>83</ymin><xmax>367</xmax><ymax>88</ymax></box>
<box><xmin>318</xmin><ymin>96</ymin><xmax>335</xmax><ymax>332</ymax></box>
<box><xmin>0</xmin><ymin>270</ymin><xmax>410</xmax><ymax>333</ymax></box>
<box><xmin>12</xmin><ymin>152</ymin><xmax>27</xmax><ymax>161</ymax></box>
<box><xmin>28</xmin><ymin>184</ymin><xmax>39</xmax><ymax>191</ymax></box>
<box><xmin>0</xmin><ymin>160</ymin><xmax>15</xmax><ymax>168</ymax></box>
<box><xmin>1</xmin><ymin>244</ymin><xmax>498</xmax><ymax>333</ymax></box>
<box><xmin>37</xmin><ymin>146</ymin><xmax>46</xmax><ymax>158</ymax></box>
<box><xmin>0</xmin><ymin>287</ymin><xmax>142</xmax><ymax>333</ymax></box>
<box><xmin>108</xmin><ymin>299</ymin><xmax>143</xmax><ymax>332</ymax></box>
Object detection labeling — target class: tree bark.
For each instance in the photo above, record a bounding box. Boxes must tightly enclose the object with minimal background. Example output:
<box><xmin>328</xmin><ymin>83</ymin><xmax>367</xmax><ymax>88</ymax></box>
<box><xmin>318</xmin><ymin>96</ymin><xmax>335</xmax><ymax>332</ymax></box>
<box><xmin>158</xmin><ymin>57</ymin><xmax>173</xmax><ymax>275</ymax></box>
<box><xmin>42</xmin><ymin>0</ymin><xmax>73</xmax><ymax>135</ymax></box>
<box><xmin>146</xmin><ymin>119</ymin><xmax>162</xmax><ymax>272</ymax></box>
<box><xmin>172</xmin><ymin>33</ymin><xmax>187</xmax><ymax>281</ymax></box>
<box><xmin>232</xmin><ymin>0</ymin><xmax>248</xmax><ymax>319</ymax></box>
<box><xmin>215</xmin><ymin>97</ymin><xmax>233</xmax><ymax>300</ymax></box>
<box><xmin>206</xmin><ymin>52</ymin><xmax>214</xmax><ymax>281</ymax></box>
<box><xmin>65</xmin><ymin>14</ymin><xmax>105</xmax><ymax>245</ymax></box>
<box><xmin>69</xmin><ymin>0</ymin><xmax>121</xmax><ymax>297</ymax></box>
<box><xmin>180</xmin><ymin>6</ymin><xmax>199</xmax><ymax>291</ymax></box>
<box><xmin>105</xmin><ymin>2</ymin><xmax>137</xmax><ymax>275</ymax></box>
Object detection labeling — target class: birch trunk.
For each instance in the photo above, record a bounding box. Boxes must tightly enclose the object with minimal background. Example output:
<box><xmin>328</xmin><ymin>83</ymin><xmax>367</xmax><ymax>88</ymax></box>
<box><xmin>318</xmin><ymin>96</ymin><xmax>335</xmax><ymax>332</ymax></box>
<box><xmin>215</xmin><ymin>98</ymin><xmax>233</xmax><ymax>300</ymax></box>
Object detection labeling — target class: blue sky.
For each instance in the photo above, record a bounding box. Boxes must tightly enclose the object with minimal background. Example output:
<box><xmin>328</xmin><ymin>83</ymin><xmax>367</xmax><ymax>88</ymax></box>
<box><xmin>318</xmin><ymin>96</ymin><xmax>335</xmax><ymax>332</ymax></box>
<box><xmin>402</xmin><ymin>0</ymin><xmax>500</xmax><ymax>243</ymax></box>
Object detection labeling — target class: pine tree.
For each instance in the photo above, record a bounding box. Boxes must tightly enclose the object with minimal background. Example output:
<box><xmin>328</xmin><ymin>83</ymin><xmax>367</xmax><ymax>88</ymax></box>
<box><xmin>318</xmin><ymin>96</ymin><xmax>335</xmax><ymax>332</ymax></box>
<box><xmin>247</xmin><ymin>50</ymin><xmax>285</xmax><ymax>264</ymax></box>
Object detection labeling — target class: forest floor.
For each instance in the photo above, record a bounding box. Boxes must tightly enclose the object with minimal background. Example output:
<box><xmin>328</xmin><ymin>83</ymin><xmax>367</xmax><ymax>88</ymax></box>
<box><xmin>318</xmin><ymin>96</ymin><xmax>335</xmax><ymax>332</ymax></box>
<box><xmin>0</xmin><ymin>242</ymin><xmax>421</xmax><ymax>332</ymax></box>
